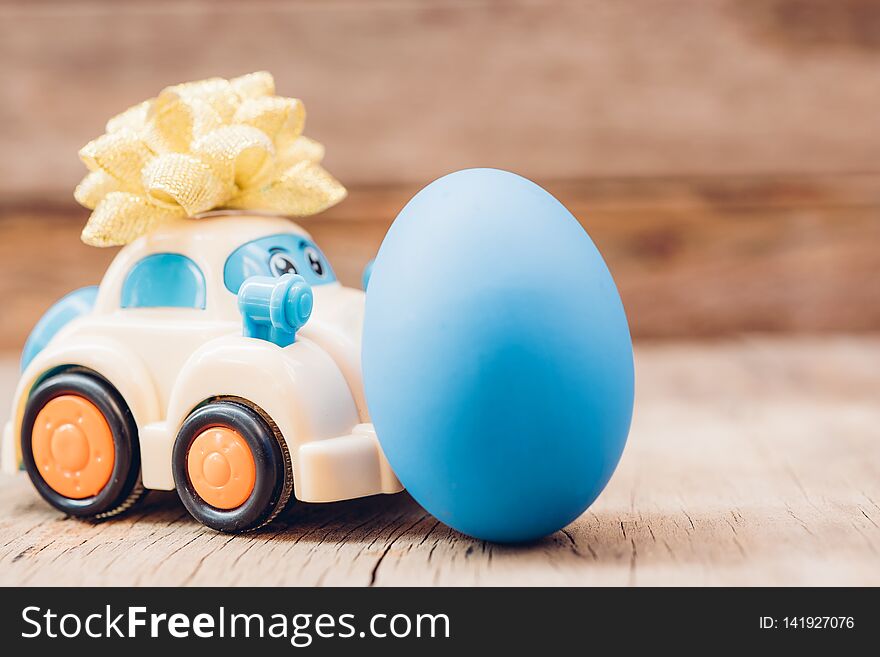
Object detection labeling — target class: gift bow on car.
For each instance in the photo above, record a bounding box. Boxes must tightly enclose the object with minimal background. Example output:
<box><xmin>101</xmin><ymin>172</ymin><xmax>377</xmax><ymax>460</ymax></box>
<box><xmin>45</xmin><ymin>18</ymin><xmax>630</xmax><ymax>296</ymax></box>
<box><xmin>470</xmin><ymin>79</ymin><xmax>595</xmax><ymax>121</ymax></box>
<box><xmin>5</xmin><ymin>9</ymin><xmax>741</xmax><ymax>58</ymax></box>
<box><xmin>74</xmin><ymin>72</ymin><xmax>347</xmax><ymax>247</ymax></box>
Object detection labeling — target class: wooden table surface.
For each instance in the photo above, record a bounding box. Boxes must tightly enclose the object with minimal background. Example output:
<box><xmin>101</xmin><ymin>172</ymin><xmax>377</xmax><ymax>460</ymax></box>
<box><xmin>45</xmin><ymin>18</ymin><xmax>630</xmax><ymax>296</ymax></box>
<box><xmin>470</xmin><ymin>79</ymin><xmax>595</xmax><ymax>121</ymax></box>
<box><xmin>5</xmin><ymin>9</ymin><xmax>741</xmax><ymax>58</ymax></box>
<box><xmin>0</xmin><ymin>336</ymin><xmax>878</xmax><ymax>586</ymax></box>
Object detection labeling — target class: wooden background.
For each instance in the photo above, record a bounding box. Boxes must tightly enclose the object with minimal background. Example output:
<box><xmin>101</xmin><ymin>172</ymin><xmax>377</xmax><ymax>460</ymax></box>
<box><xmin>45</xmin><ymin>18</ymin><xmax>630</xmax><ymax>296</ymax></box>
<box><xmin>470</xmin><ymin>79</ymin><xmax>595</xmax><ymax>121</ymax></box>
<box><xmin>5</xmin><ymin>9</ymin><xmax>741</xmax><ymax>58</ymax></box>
<box><xmin>4</xmin><ymin>0</ymin><xmax>880</xmax><ymax>195</ymax></box>
<box><xmin>0</xmin><ymin>0</ymin><xmax>878</xmax><ymax>348</ymax></box>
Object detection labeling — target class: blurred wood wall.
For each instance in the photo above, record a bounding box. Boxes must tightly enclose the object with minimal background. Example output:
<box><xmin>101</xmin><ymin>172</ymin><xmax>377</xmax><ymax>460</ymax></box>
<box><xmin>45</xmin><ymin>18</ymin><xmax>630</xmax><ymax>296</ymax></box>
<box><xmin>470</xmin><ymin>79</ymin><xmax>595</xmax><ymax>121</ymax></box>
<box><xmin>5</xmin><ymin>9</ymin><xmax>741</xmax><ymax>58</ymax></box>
<box><xmin>0</xmin><ymin>0</ymin><xmax>878</xmax><ymax>347</ymax></box>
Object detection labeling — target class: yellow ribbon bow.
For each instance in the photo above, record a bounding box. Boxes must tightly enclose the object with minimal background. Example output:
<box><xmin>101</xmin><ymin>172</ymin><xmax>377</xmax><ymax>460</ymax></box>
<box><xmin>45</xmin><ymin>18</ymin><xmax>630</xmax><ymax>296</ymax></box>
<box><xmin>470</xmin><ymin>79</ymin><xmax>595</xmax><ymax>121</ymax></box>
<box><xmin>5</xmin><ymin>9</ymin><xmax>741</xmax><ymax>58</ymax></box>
<box><xmin>74</xmin><ymin>72</ymin><xmax>347</xmax><ymax>247</ymax></box>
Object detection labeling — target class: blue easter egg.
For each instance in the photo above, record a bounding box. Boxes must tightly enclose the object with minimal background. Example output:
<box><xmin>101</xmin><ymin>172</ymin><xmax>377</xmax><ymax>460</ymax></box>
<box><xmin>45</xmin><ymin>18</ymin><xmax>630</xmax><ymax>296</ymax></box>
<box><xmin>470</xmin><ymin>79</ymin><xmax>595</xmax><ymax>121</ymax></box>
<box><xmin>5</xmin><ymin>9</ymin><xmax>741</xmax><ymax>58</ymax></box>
<box><xmin>362</xmin><ymin>168</ymin><xmax>633</xmax><ymax>542</ymax></box>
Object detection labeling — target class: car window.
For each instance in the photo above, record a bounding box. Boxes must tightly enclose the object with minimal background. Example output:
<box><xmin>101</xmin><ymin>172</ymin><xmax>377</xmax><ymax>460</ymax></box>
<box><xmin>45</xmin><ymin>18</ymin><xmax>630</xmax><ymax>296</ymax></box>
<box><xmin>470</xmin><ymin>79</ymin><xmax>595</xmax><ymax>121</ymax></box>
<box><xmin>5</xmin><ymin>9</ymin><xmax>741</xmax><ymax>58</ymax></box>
<box><xmin>121</xmin><ymin>253</ymin><xmax>207</xmax><ymax>309</ymax></box>
<box><xmin>223</xmin><ymin>233</ymin><xmax>337</xmax><ymax>294</ymax></box>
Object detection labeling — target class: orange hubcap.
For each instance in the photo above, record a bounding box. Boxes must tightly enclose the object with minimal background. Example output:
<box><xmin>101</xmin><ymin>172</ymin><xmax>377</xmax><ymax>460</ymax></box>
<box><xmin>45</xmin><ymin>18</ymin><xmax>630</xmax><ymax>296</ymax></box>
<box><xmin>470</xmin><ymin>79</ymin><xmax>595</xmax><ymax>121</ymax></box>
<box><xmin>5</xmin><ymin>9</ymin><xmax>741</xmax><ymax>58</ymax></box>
<box><xmin>187</xmin><ymin>427</ymin><xmax>256</xmax><ymax>509</ymax></box>
<box><xmin>31</xmin><ymin>395</ymin><xmax>115</xmax><ymax>498</ymax></box>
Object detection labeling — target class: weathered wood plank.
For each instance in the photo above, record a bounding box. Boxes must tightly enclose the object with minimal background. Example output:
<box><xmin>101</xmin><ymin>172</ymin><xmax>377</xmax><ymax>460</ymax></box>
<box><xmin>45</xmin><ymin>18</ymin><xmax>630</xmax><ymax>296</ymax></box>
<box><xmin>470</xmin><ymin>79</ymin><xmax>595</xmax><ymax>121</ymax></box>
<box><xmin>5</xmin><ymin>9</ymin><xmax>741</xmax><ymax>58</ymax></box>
<box><xmin>0</xmin><ymin>174</ymin><xmax>878</xmax><ymax>348</ymax></box>
<box><xmin>0</xmin><ymin>336</ymin><xmax>878</xmax><ymax>586</ymax></box>
<box><xmin>2</xmin><ymin>0</ymin><xmax>880</xmax><ymax>201</ymax></box>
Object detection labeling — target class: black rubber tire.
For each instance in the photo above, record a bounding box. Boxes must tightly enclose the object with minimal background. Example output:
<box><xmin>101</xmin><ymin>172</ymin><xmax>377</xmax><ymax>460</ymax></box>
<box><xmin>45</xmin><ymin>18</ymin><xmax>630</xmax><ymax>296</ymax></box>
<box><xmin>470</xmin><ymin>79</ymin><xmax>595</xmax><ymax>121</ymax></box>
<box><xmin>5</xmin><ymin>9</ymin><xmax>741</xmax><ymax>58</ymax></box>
<box><xmin>21</xmin><ymin>370</ymin><xmax>145</xmax><ymax>519</ymax></box>
<box><xmin>172</xmin><ymin>400</ymin><xmax>292</xmax><ymax>533</ymax></box>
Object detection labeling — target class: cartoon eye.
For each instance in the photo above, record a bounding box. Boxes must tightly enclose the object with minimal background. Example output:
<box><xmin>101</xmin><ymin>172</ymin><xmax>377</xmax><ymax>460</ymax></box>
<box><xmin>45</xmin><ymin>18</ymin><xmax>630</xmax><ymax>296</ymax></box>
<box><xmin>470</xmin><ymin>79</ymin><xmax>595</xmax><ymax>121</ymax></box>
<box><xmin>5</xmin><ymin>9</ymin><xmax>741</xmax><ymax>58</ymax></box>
<box><xmin>269</xmin><ymin>252</ymin><xmax>297</xmax><ymax>277</ymax></box>
<box><xmin>304</xmin><ymin>246</ymin><xmax>326</xmax><ymax>278</ymax></box>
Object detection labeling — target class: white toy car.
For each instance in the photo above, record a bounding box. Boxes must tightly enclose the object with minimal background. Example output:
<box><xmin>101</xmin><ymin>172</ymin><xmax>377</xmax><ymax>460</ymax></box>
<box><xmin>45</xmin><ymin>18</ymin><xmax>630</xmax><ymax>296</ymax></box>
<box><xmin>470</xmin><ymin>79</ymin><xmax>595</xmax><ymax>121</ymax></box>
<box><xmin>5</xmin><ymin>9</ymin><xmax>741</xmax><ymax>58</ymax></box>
<box><xmin>2</xmin><ymin>213</ymin><xmax>401</xmax><ymax>531</ymax></box>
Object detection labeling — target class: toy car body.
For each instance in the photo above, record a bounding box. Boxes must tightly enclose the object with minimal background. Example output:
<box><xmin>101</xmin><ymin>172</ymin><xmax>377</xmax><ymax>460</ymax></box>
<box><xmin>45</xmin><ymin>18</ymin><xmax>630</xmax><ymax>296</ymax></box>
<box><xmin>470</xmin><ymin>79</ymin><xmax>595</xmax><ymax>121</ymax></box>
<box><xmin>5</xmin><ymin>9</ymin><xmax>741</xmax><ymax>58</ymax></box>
<box><xmin>1</xmin><ymin>213</ymin><xmax>402</xmax><ymax>531</ymax></box>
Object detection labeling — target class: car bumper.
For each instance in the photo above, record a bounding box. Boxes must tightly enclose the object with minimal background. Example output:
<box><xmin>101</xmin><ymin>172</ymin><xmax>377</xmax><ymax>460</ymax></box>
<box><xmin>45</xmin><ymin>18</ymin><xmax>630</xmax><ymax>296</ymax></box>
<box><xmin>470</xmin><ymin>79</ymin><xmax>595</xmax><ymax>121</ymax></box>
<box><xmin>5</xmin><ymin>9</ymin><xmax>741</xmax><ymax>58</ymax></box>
<box><xmin>296</xmin><ymin>423</ymin><xmax>402</xmax><ymax>502</ymax></box>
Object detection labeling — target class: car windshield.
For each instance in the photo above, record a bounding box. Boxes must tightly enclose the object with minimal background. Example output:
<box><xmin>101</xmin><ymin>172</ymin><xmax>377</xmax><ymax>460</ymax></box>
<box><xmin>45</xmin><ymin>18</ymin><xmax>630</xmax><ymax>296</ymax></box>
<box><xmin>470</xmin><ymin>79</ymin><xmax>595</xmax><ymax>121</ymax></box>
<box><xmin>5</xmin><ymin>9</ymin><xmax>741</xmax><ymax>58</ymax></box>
<box><xmin>223</xmin><ymin>233</ymin><xmax>337</xmax><ymax>293</ymax></box>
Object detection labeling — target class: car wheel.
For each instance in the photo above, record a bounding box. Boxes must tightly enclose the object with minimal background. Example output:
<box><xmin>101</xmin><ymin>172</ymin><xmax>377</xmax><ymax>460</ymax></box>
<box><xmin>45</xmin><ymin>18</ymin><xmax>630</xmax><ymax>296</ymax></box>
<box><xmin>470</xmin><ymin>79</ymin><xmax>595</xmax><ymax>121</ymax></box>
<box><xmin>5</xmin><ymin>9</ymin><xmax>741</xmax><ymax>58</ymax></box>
<box><xmin>172</xmin><ymin>400</ymin><xmax>293</xmax><ymax>532</ymax></box>
<box><xmin>21</xmin><ymin>370</ymin><xmax>145</xmax><ymax>518</ymax></box>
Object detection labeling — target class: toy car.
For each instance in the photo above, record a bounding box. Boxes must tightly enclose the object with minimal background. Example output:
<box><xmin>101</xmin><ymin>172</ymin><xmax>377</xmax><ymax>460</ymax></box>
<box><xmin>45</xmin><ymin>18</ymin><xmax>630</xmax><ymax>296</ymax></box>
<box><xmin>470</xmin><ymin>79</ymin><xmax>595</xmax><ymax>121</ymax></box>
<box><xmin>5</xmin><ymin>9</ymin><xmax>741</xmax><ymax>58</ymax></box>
<box><xmin>1</xmin><ymin>212</ymin><xmax>401</xmax><ymax>532</ymax></box>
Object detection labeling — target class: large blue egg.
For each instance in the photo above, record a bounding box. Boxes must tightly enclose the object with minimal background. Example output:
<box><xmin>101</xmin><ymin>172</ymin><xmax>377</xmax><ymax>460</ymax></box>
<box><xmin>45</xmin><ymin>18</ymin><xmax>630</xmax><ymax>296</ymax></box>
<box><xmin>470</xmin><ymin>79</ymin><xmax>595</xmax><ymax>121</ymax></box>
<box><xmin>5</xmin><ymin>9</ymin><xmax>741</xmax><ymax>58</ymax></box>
<box><xmin>362</xmin><ymin>169</ymin><xmax>633</xmax><ymax>542</ymax></box>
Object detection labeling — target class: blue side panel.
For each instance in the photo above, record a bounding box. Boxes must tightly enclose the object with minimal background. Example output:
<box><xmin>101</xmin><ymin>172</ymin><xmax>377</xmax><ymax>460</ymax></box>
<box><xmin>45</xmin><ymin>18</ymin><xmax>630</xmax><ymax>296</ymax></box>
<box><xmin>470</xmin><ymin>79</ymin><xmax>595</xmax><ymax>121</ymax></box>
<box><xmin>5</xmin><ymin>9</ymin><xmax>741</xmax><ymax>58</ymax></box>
<box><xmin>121</xmin><ymin>253</ymin><xmax>206</xmax><ymax>310</ymax></box>
<box><xmin>362</xmin><ymin>258</ymin><xmax>375</xmax><ymax>290</ymax></box>
<box><xmin>21</xmin><ymin>286</ymin><xmax>98</xmax><ymax>371</ymax></box>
